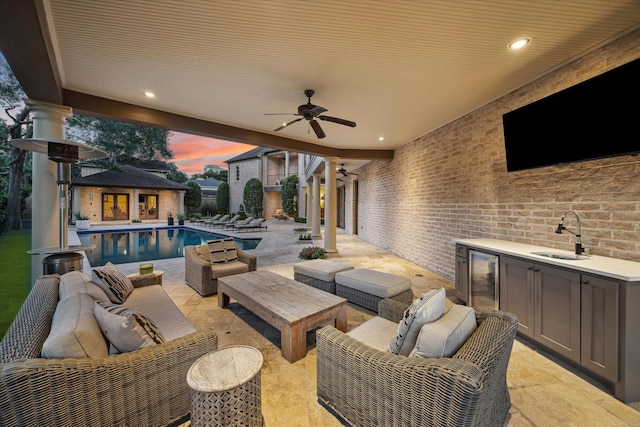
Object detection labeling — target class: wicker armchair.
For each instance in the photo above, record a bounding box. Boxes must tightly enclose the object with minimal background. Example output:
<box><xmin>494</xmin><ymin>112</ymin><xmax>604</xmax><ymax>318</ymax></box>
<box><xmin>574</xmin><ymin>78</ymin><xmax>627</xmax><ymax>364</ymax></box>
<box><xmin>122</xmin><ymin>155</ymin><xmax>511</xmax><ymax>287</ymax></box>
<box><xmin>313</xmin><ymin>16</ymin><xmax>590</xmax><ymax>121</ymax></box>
<box><xmin>316</xmin><ymin>298</ymin><xmax>519</xmax><ymax>427</ymax></box>
<box><xmin>184</xmin><ymin>244</ymin><xmax>257</xmax><ymax>296</ymax></box>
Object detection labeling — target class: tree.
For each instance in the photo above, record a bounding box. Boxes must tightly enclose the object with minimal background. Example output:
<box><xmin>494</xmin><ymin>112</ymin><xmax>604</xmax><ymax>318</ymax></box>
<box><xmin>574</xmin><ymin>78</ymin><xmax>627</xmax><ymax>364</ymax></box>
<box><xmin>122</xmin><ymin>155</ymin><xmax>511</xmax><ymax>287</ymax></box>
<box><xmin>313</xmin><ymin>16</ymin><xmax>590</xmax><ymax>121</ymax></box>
<box><xmin>216</xmin><ymin>182</ymin><xmax>229</xmax><ymax>214</ymax></box>
<box><xmin>65</xmin><ymin>115</ymin><xmax>173</xmax><ymax>162</ymax></box>
<box><xmin>194</xmin><ymin>168</ymin><xmax>227</xmax><ymax>183</ymax></box>
<box><xmin>166</xmin><ymin>162</ymin><xmax>188</xmax><ymax>183</ymax></box>
<box><xmin>243</xmin><ymin>178</ymin><xmax>263</xmax><ymax>217</ymax></box>
<box><xmin>281</xmin><ymin>174</ymin><xmax>298</xmax><ymax>217</ymax></box>
<box><xmin>0</xmin><ymin>57</ymin><xmax>32</xmax><ymax>232</ymax></box>
<box><xmin>184</xmin><ymin>181</ymin><xmax>202</xmax><ymax>214</ymax></box>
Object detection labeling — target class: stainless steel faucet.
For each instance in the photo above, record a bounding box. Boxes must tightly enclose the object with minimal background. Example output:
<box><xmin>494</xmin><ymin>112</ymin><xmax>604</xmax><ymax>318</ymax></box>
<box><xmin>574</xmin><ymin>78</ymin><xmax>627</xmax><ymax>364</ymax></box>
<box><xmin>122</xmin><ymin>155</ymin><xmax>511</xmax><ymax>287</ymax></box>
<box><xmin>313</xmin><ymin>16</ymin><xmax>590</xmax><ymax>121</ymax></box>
<box><xmin>555</xmin><ymin>211</ymin><xmax>585</xmax><ymax>255</ymax></box>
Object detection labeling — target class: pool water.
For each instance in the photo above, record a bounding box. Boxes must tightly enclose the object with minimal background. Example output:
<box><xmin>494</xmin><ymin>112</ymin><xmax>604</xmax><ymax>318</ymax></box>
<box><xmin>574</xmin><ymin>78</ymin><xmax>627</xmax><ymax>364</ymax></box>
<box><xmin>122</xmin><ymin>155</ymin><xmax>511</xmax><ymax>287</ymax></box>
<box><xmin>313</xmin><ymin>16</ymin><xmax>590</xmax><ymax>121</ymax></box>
<box><xmin>77</xmin><ymin>227</ymin><xmax>261</xmax><ymax>266</ymax></box>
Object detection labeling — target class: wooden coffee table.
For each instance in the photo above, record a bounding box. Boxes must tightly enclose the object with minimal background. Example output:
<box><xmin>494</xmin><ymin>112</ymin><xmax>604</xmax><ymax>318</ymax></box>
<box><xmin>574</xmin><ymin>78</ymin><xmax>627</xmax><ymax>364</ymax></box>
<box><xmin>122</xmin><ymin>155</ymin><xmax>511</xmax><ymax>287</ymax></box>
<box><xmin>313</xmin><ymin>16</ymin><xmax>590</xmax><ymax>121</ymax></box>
<box><xmin>218</xmin><ymin>270</ymin><xmax>347</xmax><ymax>363</ymax></box>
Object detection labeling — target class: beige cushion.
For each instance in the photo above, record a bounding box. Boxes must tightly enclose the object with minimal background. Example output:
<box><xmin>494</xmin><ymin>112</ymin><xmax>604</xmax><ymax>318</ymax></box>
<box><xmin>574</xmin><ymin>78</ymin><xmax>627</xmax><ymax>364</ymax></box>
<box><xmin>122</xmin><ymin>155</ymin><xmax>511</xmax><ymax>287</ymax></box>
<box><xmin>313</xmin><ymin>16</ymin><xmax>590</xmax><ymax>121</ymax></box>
<box><xmin>347</xmin><ymin>316</ymin><xmax>399</xmax><ymax>351</ymax></box>
<box><xmin>294</xmin><ymin>259</ymin><xmax>354</xmax><ymax>282</ymax></box>
<box><xmin>196</xmin><ymin>244</ymin><xmax>209</xmax><ymax>258</ymax></box>
<box><xmin>41</xmin><ymin>292</ymin><xmax>108</xmax><ymax>358</ymax></box>
<box><xmin>335</xmin><ymin>268</ymin><xmax>411</xmax><ymax>298</ymax></box>
<box><xmin>92</xmin><ymin>262</ymin><xmax>135</xmax><ymax>303</ymax></box>
<box><xmin>410</xmin><ymin>304</ymin><xmax>477</xmax><ymax>358</ymax></box>
<box><xmin>208</xmin><ymin>238</ymin><xmax>238</xmax><ymax>264</ymax></box>
<box><xmin>388</xmin><ymin>288</ymin><xmax>446</xmax><ymax>355</ymax></box>
<box><xmin>123</xmin><ymin>285</ymin><xmax>198</xmax><ymax>341</ymax></box>
<box><xmin>59</xmin><ymin>270</ymin><xmax>110</xmax><ymax>302</ymax></box>
<box><xmin>210</xmin><ymin>260</ymin><xmax>250</xmax><ymax>279</ymax></box>
<box><xmin>94</xmin><ymin>301</ymin><xmax>165</xmax><ymax>354</ymax></box>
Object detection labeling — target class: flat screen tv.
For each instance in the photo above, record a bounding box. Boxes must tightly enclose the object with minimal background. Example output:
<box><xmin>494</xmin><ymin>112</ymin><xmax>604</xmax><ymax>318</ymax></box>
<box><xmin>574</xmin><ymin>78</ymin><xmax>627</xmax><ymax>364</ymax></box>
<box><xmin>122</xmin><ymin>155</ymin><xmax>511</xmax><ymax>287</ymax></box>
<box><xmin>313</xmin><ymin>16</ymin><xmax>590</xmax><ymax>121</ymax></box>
<box><xmin>502</xmin><ymin>58</ymin><xmax>640</xmax><ymax>172</ymax></box>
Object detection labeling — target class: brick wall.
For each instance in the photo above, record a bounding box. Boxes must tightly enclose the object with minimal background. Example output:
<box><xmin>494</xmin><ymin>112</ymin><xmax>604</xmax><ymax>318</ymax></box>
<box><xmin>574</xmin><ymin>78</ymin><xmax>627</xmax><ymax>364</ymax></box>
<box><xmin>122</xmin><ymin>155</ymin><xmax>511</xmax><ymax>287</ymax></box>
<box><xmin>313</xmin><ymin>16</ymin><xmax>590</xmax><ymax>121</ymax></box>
<box><xmin>351</xmin><ymin>29</ymin><xmax>640</xmax><ymax>282</ymax></box>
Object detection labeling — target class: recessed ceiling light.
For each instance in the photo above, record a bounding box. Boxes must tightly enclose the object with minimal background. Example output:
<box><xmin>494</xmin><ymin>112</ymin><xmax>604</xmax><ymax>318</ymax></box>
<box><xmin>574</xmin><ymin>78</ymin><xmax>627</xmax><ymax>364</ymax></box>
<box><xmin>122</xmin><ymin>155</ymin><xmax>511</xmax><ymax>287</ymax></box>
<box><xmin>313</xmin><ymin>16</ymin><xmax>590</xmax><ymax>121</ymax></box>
<box><xmin>142</xmin><ymin>91</ymin><xmax>155</xmax><ymax>98</ymax></box>
<box><xmin>378</xmin><ymin>136</ymin><xmax>385</xmax><ymax>141</ymax></box>
<box><xmin>508</xmin><ymin>37</ymin><xmax>531</xmax><ymax>50</ymax></box>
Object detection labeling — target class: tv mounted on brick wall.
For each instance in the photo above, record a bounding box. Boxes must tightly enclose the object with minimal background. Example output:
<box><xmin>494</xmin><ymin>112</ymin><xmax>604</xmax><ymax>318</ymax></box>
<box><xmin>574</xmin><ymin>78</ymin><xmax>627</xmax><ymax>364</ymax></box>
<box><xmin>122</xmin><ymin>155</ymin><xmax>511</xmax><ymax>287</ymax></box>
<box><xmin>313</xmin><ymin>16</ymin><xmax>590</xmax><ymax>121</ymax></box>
<box><xmin>502</xmin><ymin>58</ymin><xmax>640</xmax><ymax>172</ymax></box>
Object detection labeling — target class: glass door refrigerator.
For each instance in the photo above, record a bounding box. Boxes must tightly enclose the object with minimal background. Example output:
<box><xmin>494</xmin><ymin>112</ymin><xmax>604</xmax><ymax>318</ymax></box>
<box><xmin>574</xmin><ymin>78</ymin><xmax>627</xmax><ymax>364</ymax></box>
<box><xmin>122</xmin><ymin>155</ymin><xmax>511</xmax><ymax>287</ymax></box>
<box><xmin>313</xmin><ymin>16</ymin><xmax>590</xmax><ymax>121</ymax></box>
<box><xmin>468</xmin><ymin>250</ymin><xmax>500</xmax><ymax>311</ymax></box>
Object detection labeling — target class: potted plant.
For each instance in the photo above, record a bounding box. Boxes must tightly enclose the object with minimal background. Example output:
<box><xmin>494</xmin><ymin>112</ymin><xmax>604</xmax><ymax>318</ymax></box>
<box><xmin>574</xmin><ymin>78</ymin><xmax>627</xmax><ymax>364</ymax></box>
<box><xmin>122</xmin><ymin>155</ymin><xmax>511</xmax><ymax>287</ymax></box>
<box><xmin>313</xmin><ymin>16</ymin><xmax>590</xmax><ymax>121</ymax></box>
<box><xmin>177</xmin><ymin>213</ymin><xmax>185</xmax><ymax>225</ymax></box>
<box><xmin>298</xmin><ymin>233</ymin><xmax>313</xmax><ymax>242</ymax></box>
<box><xmin>167</xmin><ymin>212</ymin><xmax>174</xmax><ymax>226</ymax></box>
<box><xmin>74</xmin><ymin>211</ymin><xmax>90</xmax><ymax>230</ymax></box>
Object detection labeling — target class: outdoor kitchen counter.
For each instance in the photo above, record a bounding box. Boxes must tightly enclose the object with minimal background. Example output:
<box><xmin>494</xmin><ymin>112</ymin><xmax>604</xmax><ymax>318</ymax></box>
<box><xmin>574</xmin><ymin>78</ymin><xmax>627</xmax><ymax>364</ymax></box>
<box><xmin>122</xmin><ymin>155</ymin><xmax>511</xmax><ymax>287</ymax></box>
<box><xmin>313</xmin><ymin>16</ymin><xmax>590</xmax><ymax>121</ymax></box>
<box><xmin>454</xmin><ymin>238</ymin><xmax>640</xmax><ymax>282</ymax></box>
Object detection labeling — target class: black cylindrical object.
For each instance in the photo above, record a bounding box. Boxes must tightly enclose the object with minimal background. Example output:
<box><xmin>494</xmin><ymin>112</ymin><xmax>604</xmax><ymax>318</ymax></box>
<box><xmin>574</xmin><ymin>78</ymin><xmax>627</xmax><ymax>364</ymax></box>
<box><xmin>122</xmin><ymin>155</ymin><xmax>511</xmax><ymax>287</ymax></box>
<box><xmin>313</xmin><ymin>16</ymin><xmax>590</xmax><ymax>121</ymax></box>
<box><xmin>42</xmin><ymin>252</ymin><xmax>83</xmax><ymax>275</ymax></box>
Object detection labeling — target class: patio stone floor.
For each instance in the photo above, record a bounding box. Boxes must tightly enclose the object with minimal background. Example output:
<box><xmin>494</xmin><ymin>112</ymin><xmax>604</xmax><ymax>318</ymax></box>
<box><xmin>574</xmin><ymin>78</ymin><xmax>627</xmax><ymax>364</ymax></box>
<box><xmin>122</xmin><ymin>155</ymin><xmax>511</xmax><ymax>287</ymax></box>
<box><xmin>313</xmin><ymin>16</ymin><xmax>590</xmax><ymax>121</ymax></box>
<box><xmin>78</xmin><ymin>219</ymin><xmax>640</xmax><ymax>426</ymax></box>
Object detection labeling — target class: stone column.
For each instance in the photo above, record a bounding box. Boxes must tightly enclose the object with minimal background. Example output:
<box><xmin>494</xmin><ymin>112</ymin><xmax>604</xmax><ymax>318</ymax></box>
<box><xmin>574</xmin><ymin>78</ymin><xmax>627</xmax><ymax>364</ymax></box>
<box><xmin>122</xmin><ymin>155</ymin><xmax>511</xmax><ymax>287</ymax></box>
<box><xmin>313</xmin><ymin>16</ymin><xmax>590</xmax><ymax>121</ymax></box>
<box><xmin>26</xmin><ymin>100</ymin><xmax>73</xmax><ymax>282</ymax></box>
<box><xmin>311</xmin><ymin>174</ymin><xmax>322</xmax><ymax>238</ymax></box>
<box><xmin>323</xmin><ymin>157</ymin><xmax>338</xmax><ymax>253</ymax></box>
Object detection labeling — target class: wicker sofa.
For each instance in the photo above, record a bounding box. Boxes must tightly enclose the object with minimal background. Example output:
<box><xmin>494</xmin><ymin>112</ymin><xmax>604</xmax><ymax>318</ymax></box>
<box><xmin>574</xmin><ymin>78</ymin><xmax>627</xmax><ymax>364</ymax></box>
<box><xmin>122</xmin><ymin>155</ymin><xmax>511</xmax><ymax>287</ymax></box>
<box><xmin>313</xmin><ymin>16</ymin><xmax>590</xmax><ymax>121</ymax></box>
<box><xmin>316</xmin><ymin>298</ymin><xmax>519</xmax><ymax>427</ymax></box>
<box><xmin>184</xmin><ymin>243</ymin><xmax>257</xmax><ymax>296</ymax></box>
<box><xmin>0</xmin><ymin>273</ymin><xmax>218</xmax><ymax>427</ymax></box>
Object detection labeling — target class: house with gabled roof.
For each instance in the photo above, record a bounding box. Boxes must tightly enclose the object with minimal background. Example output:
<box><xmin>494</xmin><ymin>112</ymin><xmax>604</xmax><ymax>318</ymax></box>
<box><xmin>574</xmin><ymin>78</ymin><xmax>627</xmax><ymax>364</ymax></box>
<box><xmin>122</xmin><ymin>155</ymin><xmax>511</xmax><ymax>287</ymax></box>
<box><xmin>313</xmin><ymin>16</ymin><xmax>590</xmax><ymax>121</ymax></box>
<box><xmin>71</xmin><ymin>164</ymin><xmax>188</xmax><ymax>224</ymax></box>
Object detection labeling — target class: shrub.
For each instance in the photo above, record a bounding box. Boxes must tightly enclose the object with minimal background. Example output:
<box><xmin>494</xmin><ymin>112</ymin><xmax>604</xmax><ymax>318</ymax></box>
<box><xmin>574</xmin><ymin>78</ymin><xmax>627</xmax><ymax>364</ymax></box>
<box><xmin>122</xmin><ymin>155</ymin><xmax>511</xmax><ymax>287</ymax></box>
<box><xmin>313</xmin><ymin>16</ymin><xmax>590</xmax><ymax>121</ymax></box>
<box><xmin>216</xmin><ymin>183</ymin><xmax>229</xmax><ymax>214</ymax></box>
<box><xmin>299</xmin><ymin>246</ymin><xmax>325</xmax><ymax>260</ymax></box>
<box><xmin>190</xmin><ymin>213</ymin><xmax>202</xmax><ymax>220</ymax></box>
<box><xmin>281</xmin><ymin>174</ymin><xmax>298</xmax><ymax>217</ymax></box>
<box><xmin>243</xmin><ymin>178</ymin><xmax>263</xmax><ymax>216</ymax></box>
<box><xmin>298</xmin><ymin>233</ymin><xmax>312</xmax><ymax>240</ymax></box>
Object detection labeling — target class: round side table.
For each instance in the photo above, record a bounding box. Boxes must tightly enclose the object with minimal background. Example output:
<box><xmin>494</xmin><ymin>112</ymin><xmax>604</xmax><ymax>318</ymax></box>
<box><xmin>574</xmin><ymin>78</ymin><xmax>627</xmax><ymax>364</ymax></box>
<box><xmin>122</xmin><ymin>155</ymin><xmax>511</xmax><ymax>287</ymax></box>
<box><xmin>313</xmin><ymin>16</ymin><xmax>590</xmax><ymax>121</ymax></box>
<box><xmin>187</xmin><ymin>345</ymin><xmax>264</xmax><ymax>427</ymax></box>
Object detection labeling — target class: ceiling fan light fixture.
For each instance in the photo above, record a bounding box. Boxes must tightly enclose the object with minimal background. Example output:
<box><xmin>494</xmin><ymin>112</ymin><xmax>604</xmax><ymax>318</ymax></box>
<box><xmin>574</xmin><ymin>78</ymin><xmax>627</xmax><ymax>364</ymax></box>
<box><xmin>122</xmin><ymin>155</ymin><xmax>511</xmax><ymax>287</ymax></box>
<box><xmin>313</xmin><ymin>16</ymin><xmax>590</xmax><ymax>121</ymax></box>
<box><xmin>508</xmin><ymin>37</ymin><xmax>531</xmax><ymax>50</ymax></box>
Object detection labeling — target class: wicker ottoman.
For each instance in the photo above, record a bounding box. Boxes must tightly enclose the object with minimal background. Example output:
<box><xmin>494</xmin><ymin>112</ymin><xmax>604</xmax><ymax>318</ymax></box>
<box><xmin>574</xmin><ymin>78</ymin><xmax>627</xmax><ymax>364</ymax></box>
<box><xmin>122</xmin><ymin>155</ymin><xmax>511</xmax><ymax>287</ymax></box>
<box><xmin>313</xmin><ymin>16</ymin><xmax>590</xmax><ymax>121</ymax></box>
<box><xmin>187</xmin><ymin>345</ymin><xmax>264</xmax><ymax>427</ymax></box>
<box><xmin>335</xmin><ymin>268</ymin><xmax>414</xmax><ymax>312</ymax></box>
<box><xmin>293</xmin><ymin>259</ymin><xmax>354</xmax><ymax>293</ymax></box>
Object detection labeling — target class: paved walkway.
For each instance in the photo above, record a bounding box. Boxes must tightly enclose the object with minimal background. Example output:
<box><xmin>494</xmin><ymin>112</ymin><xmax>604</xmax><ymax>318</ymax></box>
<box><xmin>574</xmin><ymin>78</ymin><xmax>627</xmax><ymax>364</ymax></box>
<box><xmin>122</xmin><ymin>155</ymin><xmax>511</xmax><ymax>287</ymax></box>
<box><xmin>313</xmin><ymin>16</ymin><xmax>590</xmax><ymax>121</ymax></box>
<box><xmin>74</xmin><ymin>219</ymin><xmax>640</xmax><ymax>427</ymax></box>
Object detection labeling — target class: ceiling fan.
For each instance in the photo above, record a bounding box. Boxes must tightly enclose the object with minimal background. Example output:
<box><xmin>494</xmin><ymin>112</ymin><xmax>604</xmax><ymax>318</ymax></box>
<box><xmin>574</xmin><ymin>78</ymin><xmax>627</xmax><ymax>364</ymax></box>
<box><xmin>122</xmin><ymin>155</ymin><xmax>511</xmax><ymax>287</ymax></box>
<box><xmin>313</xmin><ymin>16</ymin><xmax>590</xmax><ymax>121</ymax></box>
<box><xmin>337</xmin><ymin>164</ymin><xmax>358</xmax><ymax>177</ymax></box>
<box><xmin>265</xmin><ymin>89</ymin><xmax>356</xmax><ymax>139</ymax></box>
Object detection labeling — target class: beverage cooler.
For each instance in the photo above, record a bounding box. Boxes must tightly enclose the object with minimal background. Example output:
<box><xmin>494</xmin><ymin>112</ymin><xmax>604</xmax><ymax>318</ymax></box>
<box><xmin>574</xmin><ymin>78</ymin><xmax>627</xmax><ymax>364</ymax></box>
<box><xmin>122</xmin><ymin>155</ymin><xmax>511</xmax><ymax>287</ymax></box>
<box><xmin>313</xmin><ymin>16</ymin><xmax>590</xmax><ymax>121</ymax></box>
<box><xmin>468</xmin><ymin>250</ymin><xmax>499</xmax><ymax>311</ymax></box>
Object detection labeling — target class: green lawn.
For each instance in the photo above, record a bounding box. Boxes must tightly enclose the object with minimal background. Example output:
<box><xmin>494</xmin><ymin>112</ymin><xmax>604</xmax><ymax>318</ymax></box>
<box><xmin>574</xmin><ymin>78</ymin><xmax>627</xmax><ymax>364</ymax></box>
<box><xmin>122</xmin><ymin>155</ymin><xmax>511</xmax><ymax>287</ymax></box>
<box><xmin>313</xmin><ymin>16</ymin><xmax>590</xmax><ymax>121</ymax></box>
<box><xmin>0</xmin><ymin>229</ymin><xmax>31</xmax><ymax>339</ymax></box>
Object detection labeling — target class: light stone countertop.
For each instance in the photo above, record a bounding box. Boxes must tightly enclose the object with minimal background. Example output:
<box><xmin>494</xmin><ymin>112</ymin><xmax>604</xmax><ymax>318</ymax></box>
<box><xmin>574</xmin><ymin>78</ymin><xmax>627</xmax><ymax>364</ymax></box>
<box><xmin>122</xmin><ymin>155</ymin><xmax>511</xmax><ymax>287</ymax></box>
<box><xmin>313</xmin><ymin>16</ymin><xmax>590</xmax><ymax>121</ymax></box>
<box><xmin>454</xmin><ymin>238</ymin><xmax>640</xmax><ymax>282</ymax></box>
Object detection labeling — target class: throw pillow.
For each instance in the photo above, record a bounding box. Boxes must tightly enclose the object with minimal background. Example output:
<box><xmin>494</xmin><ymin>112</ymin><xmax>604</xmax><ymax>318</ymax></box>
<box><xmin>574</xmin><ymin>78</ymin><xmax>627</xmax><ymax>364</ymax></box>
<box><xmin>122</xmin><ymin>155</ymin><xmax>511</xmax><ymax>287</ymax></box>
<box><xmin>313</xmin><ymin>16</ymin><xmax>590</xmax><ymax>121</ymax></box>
<box><xmin>410</xmin><ymin>304</ymin><xmax>477</xmax><ymax>358</ymax></box>
<box><xmin>92</xmin><ymin>262</ymin><xmax>135</xmax><ymax>303</ymax></box>
<box><xmin>41</xmin><ymin>292</ymin><xmax>108</xmax><ymax>358</ymax></box>
<box><xmin>208</xmin><ymin>237</ymin><xmax>238</xmax><ymax>264</ymax></box>
<box><xmin>94</xmin><ymin>301</ymin><xmax>165</xmax><ymax>353</ymax></box>
<box><xmin>388</xmin><ymin>287</ymin><xmax>446</xmax><ymax>355</ymax></box>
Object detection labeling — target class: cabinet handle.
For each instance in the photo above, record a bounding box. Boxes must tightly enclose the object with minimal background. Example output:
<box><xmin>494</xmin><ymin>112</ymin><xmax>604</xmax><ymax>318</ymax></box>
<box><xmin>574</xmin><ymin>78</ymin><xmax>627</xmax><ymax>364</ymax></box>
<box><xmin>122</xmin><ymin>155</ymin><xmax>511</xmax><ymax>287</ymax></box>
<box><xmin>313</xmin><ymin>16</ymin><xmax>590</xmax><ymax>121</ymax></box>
<box><xmin>582</xmin><ymin>279</ymin><xmax>589</xmax><ymax>285</ymax></box>
<box><xmin>533</xmin><ymin>268</ymin><xmax>539</xmax><ymax>272</ymax></box>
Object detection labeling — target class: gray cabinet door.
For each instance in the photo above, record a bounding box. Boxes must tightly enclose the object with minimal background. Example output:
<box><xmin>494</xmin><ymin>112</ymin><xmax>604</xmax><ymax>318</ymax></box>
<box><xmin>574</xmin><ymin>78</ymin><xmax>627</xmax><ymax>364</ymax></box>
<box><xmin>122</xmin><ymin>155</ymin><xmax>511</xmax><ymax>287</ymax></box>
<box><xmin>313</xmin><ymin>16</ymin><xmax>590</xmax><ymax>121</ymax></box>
<box><xmin>454</xmin><ymin>244</ymin><xmax>469</xmax><ymax>303</ymax></box>
<box><xmin>581</xmin><ymin>274</ymin><xmax>619</xmax><ymax>382</ymax></box>
<box><xmin>455</xmin><ymin>255</ymin><xmax>468</xmax><ymax>303</ymax></box>
<box><xmin>535</xmin><ymin>264</ymin><xmax>581</xmax><ymax>363</ymax></box>
<box><xmin>500</xmin><ymin>256</ymin><xmax>534</xmax><ymax>338</ymax></box>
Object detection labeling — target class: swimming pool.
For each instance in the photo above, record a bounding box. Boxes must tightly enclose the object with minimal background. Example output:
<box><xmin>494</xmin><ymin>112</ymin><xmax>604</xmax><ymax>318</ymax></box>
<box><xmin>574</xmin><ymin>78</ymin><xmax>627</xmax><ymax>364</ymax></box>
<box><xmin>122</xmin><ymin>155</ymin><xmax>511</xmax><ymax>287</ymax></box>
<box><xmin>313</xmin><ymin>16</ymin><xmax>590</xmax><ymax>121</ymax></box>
<box><xmin>77</xmin><ymin>226</ymin><xmax>261</xmax><ymax>266</ymax></box>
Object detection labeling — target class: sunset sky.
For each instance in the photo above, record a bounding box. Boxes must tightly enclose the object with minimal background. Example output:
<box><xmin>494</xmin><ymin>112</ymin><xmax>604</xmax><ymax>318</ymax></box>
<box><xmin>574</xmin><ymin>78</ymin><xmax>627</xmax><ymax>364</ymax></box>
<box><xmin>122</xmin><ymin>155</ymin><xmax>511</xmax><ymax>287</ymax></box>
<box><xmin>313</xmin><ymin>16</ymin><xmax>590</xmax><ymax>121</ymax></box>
<box><xmin>168</xmin><ymin>132</ymin><xmax>256</xmax><ymax>177</ymax></box>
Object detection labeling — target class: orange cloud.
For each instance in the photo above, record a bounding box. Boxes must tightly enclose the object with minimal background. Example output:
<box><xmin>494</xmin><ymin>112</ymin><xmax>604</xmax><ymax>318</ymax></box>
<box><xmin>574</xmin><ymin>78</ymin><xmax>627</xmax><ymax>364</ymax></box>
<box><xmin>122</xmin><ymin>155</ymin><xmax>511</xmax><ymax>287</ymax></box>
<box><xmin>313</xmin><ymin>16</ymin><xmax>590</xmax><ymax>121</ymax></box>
<box><xmin>168</xmin><ymin>133</ymin><xmax>256</xmax><ymax>176</ymax></box>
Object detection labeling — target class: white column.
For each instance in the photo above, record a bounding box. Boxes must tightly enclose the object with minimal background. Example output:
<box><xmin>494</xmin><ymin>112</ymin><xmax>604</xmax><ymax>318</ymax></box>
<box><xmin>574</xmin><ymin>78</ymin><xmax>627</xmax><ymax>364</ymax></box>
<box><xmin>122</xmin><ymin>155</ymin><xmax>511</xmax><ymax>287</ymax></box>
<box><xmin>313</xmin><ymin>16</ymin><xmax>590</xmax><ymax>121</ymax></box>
<box><xmin>311</xmin><ymin>174</ymin><xmax>322</xmax><ymax>238</ymax></box>
<box><xmin>284</xmin><ymin>152</ymin><xmax>290</xmax><ymax>177</ymax></box>
<box><xmin>324</xmin><ymin>157</ymin><xmax>338</xmax><ymax>253</ymax></box>
<box><xmin>305</xmin><ymin>180</ymin><xmax>312</xmax><ymax>230</ymax></box>
<box><xmin>132</xmin><ymin>189</ymin><xmax>139</xmax><ymax>220</ymax></box>
<box><xmin>26</xmin><ymin>100</ymin><xmax>73</xmax><ymax>282</ymax></box>
<box><xmin>179</xmin><ymin>191</ymin><xmax>185</xmax><ymax>215</ymax></box>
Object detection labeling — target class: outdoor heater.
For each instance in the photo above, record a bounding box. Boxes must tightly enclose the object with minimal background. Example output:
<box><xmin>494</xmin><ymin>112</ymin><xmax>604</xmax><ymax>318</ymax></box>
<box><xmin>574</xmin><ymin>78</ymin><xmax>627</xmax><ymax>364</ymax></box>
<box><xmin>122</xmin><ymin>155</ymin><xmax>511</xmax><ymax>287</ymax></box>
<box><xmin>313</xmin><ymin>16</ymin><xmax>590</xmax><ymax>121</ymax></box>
<box><xmin>9</xmin><ymin>138</ymin><xmax>109</xmax><ymax>273</ymax></box>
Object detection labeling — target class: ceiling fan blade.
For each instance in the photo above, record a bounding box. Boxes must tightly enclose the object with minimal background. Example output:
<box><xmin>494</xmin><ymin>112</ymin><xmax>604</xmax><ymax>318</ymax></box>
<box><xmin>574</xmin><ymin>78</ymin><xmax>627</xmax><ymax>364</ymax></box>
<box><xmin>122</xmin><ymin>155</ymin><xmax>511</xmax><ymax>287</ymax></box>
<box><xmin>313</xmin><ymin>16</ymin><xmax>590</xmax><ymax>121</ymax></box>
<box><xmin>264</xmin><ymin>113</ymin><xmax>298</xmax><ymax>116</ymax></box>
<box><xmin>309</xmin><ymin>119</ymin><xmax>326</xmax><ymax>139</ymax></box>
<box><xmin>310</xmin><ymin>106</ymin><xmax>328</xmax><ymax>116</ymax></box>
<box><xmin>274</xmin><ymin>117</ymin><xmax>303</xmax><ymax>131</ymax></box>
<box><xmin>318</xmin><ymin>115</ymin><xmax>357</xmax><ymax>127</ymax></box>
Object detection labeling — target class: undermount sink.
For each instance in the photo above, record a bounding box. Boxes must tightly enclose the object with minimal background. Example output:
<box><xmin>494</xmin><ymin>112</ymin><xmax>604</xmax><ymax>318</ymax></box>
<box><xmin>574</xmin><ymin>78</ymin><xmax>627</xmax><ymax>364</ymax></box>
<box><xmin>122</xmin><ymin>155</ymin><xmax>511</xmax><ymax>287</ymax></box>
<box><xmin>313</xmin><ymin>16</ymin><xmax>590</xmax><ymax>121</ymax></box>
<box><xmin>530</xmin><ymin>251</ymin><xmax>585</xmax><ymax>260</ymax></box>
